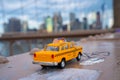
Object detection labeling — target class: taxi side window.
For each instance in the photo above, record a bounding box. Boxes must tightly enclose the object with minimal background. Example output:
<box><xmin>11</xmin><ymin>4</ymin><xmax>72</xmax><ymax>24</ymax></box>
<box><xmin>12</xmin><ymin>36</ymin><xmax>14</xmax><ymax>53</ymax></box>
<box><xmin>70</xmin><ymin>44</ymin><xmax>73</xmax><ymax>48</ymax></box>
<box><xmin>61</xmin><ymin>46</ymin><xmax>64</xmax><ymax>50</ymax></box>
<box><xmin>61</xmin><ymin>45</ymin><xmax>68</xmax><ymax>50</ymax></box>
<box><xmin>64</xmin><ymin>45</ymin><xmax>68</xmax><ymax>49</ymax></box>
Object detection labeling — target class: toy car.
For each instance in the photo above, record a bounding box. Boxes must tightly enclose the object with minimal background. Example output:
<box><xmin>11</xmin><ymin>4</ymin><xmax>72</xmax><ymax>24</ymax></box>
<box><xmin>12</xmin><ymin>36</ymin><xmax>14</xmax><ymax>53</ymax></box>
<box><xmin>32</xmin><ymin>38</ymin><xmax>83</xmax><ymax>68</ymax></box>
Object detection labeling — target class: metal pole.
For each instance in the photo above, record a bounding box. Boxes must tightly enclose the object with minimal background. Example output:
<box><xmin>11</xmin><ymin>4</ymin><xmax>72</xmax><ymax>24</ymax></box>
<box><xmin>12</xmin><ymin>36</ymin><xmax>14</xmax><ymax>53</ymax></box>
<box><xmin>9</xmin><ymin>40</ymin><xmax>14</xmax><ymax>56</ymax></box>
<box><xmin>27</xmin><ymin>40</ymin><xmax>31</xmax><ymax>51</ymax></box>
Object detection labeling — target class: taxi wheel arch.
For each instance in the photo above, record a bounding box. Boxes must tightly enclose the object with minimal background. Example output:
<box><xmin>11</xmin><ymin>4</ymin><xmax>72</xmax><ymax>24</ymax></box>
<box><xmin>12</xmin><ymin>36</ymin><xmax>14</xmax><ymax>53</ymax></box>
<box><xmin>58</xmin><ymin>58</ymin><xmax>66</xmax><ymax>69</ymax></box>
<box><xmin>76</xmin><ymin>52</ymin><xmax>82</xmax><ymax>61</ymax></box>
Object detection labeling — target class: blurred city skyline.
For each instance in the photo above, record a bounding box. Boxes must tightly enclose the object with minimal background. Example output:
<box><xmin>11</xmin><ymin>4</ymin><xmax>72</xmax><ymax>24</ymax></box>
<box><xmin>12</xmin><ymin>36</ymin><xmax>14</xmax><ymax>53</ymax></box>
<box><xmin>0</xmin><ymin>0</ymin><xmax>113</xmax><ymax>33</ymax></box>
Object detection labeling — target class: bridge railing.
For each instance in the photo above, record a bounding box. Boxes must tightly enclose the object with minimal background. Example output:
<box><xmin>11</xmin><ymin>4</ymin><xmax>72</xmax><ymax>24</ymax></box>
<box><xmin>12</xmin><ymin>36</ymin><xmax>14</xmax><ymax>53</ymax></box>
<box><xmin>0</xmin><ymin>29</ymin><xmax>115</xmax><ymax>56</ymax></box>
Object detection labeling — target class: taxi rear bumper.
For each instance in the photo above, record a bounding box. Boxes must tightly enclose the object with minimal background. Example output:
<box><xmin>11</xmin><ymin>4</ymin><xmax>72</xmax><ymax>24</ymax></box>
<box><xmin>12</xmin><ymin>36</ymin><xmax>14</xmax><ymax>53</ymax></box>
<box><xmin>32</xmin><ymin>61</ymin><xmax>58</xmax><ymax>66</ymax></box>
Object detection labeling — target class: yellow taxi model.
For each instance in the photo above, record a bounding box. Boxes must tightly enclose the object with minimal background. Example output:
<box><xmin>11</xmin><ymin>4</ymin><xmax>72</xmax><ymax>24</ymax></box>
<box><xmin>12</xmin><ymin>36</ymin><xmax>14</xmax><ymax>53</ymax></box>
<box><xmin>32</xmin><ymin>38</ymin><xmax>83</xmax><ymax>68</ymax></box>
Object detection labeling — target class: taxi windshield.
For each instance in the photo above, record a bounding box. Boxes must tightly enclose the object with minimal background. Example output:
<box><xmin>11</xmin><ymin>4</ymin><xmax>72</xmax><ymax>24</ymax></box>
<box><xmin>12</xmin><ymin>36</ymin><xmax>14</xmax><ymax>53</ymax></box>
<box><xmin>45</xmin><ymin>46</ymin><xmax>59</xmax><ymax>51</ymax></box>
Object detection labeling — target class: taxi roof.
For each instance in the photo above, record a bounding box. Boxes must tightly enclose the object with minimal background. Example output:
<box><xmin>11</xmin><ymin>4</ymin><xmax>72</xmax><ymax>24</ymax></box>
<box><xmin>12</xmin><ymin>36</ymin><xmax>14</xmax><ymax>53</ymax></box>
<box><xmin>47</xmin><ymin>42</ymin><xmax>70</xmax><ymax>47</ymax></box>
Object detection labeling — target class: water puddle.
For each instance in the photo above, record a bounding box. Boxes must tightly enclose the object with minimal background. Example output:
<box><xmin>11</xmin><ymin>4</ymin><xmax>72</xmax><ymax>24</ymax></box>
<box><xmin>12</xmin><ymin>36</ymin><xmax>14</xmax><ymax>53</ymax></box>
<box><xmin>80</xmin><ymin>58</ymin><xmax>104</xmax><ymax>65</ymax></box>
<box><xmin>19</xmin><ymin>68</ymin><xmax>100</xmax><ymax>80</ymax></box>
<box><xmin>80</xmin><ymin>51</ymin><xmax>110</xmax><ymax>65</ymax></box>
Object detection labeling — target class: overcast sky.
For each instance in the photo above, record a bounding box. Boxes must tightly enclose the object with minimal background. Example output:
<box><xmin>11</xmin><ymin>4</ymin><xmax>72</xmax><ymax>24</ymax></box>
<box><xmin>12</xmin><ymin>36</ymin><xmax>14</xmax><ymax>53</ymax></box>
<box><xmin>0</xmin><ymin>0</ymin><xmax>113</xmax><ymax>33</ymax></box>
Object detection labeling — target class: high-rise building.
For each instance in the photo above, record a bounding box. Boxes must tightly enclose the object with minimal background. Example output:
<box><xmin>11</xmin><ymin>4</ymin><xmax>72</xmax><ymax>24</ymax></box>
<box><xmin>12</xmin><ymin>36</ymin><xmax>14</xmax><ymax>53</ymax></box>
<box><xmin>39</xmin><ymin>22</ymin><xmax>47</xmax><ymax>32</ymax></box>
<box><xmin>83</xmin><ymin>17</ymin><xmax>88</xmax><ymax>30</ymax></box>
<box><xmin>45</xmin><ymin>16</ymin><xmax>53</xmax><ymax>32</ymax></box>
<box><xmin>39</xmin><ymin>23</ymin><xmax>46</xmax><ymax>30</ymax></box>
<box><xmin>62</xmin><ymin>24</ymin><xmax>67</xmax><ymax>31</ymax></box>
<box><xmin>69</xmin><ymin>12</ymin><xmax>76</xmax><ymax>31</ymax></box>
<box><xmin>53</xmin><ymin>12</ymin><xmax>63</xmax><ymax>32</ymax></box>
<box><xmin>53</xmin><ymin>13</ymin><xmax>58</xmax><ymax>32</ymax></box>
<box><xmin>58</xmin><ymin>12</ymin><xmax>63</xmax><ymax>31</ymax></box>
<box><xmin>5</xmin><ymin>18</ymin><xmax>22</xmax><ymax>32</ymax></box>
<box><xmin>69</xmin><ymin>13</ymin><xmax>82</xmax><ymax>30</ymax></box>
<box><xmin>96</xmin><ymin>11</ymin><xmax>102</xmax><ymax>29</ymax></box>
<box><xmin>113</xmin><ymin>0</ymin><xmax>120</xmax><ymax>28</ymax></box>
<box><xmin>21</xmin><ymin>21</ymin><xmax>28</xmax><ymax>32</ymax></box>
<box><xmin>3</xmin><ymin>22</ymin><xmax>8</xmax><ymax>32</ymax></box>
<box><xmin>73</xmin><ymin>18</ymin><xmax>82</xmax><ymax>30</ymax></box>
<box><xmin>70</xmin><ymin>12</ymin><xmax>76</xmax><ymax>23</ymax></box>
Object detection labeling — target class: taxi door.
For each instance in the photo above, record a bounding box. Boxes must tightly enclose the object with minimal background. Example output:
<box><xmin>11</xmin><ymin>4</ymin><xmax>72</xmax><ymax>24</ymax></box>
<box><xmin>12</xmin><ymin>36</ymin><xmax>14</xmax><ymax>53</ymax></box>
<box><xmin>64</xmin><ymin>44</ymin><xmax>73</xmax><ymax>61</ymax></box>
<box><xmin>69</xmin><ymin>43</ymin><xmax>76</xmax><ymax>59</ymax></box>
<box><xmin>60</xmin><ymin>44</ymin><xmax>72</xmax><ymax>61</ymax></box>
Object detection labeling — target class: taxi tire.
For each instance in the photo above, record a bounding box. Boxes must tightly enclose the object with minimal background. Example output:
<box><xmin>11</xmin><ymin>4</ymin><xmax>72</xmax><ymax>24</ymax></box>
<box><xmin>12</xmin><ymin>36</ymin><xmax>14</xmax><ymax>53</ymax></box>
<box><xmin>41</xmin><ymin>65</ymin><xmax>47</xmax><ymax>69</ymax></box>
<box><xmin>76</xmin><ymin>53</ymin><xmax>81</xmax><ymax>61</ymax></box>
<box><xmin>59</xmin><ymin>59</ymin><xmax>66</xmax><ymax>69</ymax></box>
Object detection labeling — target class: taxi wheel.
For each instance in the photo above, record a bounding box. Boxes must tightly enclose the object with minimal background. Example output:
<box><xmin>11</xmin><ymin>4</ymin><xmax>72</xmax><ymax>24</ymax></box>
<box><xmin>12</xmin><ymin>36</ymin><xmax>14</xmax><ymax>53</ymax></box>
<box><xmin>41</xmin><ymin>65</ymin><xmax>47</xmax><ymax>69</ymax></box>
<box><xmin>59</xmin><ymin>59</ymin><xmax>66</xmax><ymax>69</ymax></box>
<box><xmin>76</xmin><ymin>53</ymin><xmax>81</xmax><ymax>61</ymax></box>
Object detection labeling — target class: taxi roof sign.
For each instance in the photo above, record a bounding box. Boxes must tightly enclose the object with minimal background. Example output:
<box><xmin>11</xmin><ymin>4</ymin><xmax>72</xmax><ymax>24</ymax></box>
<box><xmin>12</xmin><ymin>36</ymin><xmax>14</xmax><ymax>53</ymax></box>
<box><xmin>53</xmin><ymin>38</ymin><xmax>66</xmax><ymax>43</ymax></box>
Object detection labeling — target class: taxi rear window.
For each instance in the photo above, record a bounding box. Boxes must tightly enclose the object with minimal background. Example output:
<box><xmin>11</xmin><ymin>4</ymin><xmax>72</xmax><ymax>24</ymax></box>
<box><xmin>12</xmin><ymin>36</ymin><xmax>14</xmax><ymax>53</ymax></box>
<box><xmin>46</xmin><ymin>46</ymin><xmax>59</xmax><ymax>51</ymax></box>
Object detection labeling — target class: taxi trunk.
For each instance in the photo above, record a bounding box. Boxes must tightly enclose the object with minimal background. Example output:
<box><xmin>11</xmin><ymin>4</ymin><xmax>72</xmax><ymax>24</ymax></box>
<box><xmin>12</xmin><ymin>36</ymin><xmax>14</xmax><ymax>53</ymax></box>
<box><xmin>33</xmin><ymin>51</ymin><xmax>56</xmax><ymax>62</ymax></box>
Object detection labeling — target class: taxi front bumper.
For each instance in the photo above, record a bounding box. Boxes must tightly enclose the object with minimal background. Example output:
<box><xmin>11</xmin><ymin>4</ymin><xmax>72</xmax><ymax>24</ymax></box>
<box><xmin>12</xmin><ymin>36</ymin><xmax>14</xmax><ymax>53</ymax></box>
<box><xmin>32</xmin><ymin>61</ymin><xmax>58</xmax><ymax>66</ymax></box>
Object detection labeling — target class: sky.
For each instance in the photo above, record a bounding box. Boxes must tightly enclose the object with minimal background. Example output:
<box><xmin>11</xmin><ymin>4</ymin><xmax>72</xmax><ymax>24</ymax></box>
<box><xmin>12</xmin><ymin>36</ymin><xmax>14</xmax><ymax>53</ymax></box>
<box><xmin>0</xmin><ymin>0</ymin><xmax>113</xmax><ymax>33</ymax></box>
